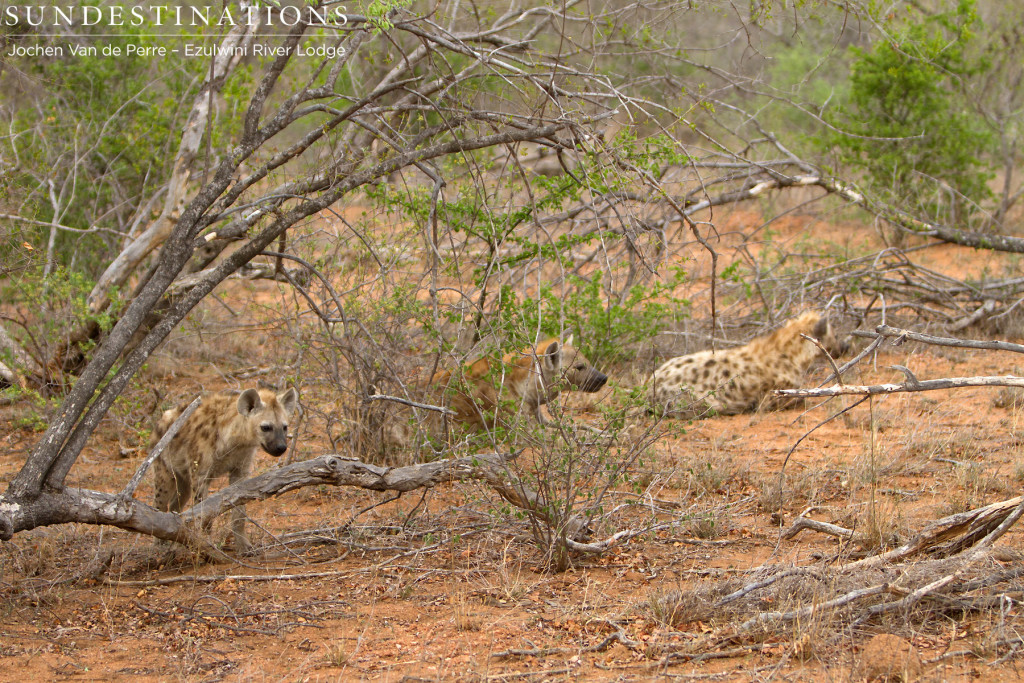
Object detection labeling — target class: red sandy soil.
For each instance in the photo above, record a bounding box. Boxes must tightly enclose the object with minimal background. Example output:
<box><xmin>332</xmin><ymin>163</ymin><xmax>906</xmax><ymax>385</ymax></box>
<box><xmin>2</xmin><ymin>213</ymin><xmax>1023</xmax><ymax>682</ymax></box>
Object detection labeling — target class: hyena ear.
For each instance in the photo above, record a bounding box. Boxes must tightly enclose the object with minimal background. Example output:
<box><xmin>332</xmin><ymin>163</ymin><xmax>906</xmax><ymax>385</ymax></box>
<box><xmin>543</xmin><ymin>339</ymin><xmax>562</xmax><ymax>372</ymax></box>
<box><xmin>237</xmin><ymin>388</ymin><xmax>264</xmax><ymax>416</ymax></box>
<box><xmin>812</xmin><ymin>315</ymin><xmax>830</xmax><ymax>340</ymax></box>
<box><xmin>278</xmin><ymin>387</ymin><xmax>299</xmax><ymax>414</ymax></box>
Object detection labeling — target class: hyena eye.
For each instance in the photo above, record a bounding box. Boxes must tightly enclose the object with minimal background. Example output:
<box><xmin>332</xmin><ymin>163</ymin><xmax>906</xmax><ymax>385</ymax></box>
<box><xmin>574</xmin><ymin>363</ymin><xmax>586</xmax><ymax>370</ymax></box>
<box><xmin>260</xmin><ymin>424</ymin><xmax>272</xmax><ymax>432</ymax></box>
<box><xmin>282</xmin><ymin>424</ymin><xmax>288</xmax><ymax>433</ymax></box>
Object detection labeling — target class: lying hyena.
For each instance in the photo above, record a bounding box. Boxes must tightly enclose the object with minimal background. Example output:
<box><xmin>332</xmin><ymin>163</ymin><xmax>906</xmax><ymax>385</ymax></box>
<box><xmin>379</xmin><ymin>336</ymin><xmax>608</xmax><ymax>453</ymax></box>
<box><xmin>153</xmin><ymin>387</ymin><xmax>298</xmax><ymax>553</ymax></box>
<box><xmin>650</xmin><ymin>312</ymin><xmax>847</xmax><ymax>418</ymax></box>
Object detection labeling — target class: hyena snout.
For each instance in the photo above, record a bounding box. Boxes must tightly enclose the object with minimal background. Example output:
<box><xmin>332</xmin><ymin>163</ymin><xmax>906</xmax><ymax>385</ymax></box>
<box><xmin>836</xmin><ymin>336</ymin><xmax>851</xmax><ymax>357</ymax></box>
<box><xmin>260</xmin><ymin>427</ymin><xmax>289</xmax><ymax>457</ymax></box>
<box><xmin>576</xmin><ymin>368</ymin><xmax>608</xmax><ymax>393</ymax></box>
<box><xmin>821</xmin><ymin>332</ymin><xmax>850</xmax><ymax>358</ymax></box>
<box><xmin>564</xmin><ymin>363</ymin><xmax>608</xmax><ymax>393</ymax></box>
<box><xmin>812</xmin><ymin>317</ymin><xmax>849</xmax><ymax>359</ymax></box>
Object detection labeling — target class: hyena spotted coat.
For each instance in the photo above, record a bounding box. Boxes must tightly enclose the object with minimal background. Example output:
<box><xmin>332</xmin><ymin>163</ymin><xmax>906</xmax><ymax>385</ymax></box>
<box><xmin>153</xmin><ymin>387</ymin><xmax>298</xmax><ymax>552</ymax></box>
<box><xmin>650</xmin><ymin>312</ymin><xmax>847</xmax><ymax>418</ymax></box>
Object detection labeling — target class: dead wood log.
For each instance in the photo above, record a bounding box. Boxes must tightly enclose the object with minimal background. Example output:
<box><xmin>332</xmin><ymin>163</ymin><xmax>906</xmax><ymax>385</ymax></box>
<box><xmin>0</xmin><ymin>450</ymin><xmax>631</xmax><ymax>557</ymax></box>
<box><xmin>0</xmin><ymin>452</ymin><xmax>513</xmax><ymax>543</ymax></box>
<box><xmin>872</xmin><ymin>324</ymin><xmax>1024</xmax><ymax>355</ymax></box>
<box><xmin>845</xmin><ymin>496</ymin><xmax>1024</xmax><ymax>571</ymax></box>
<box><xmin>713</xmin><ymin>496</ymin><xmax>1024</xmax><ymax>635</ymax></box>
<box><xmin>782</xmin><ymin>516</ymin><xmax>856</xmax><ymax>542</ymax></box>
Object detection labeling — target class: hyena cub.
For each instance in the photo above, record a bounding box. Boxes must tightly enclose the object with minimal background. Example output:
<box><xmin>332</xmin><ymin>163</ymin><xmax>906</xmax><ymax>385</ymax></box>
<box><xmin>153</xmin><ymin>387</ymin><xmax>298</xmax><ymax>553</ymax></box>
<box><xmin>377</xmin><ymin>336</ymin><xmax>608</xmax><ymax>456</ymax></box>
<box><xmin>650</xmin><ymin>311</ymin><xmax>848</xmax><ymax>418</ymax></box>
<box><xmin>433</xmin><ymin>335</ymin><xmax>609</xmax><ymax>430</ymax></box>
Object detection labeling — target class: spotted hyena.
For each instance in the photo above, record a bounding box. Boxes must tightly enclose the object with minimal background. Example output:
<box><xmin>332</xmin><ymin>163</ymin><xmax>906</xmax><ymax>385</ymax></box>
<box><xmin>650</xmin><ymin>312</ymin><xmax>847</xmax><ymax>418</ymax></box>
<box><xmin>153</xmin><ymin>387</ymin><xmax>298</xmax><ymax>552</ymax></box>
<box><xmin>378</xmin><ymin>336</ymin><xmax>608</xmax><ymax>455</ymax></box>
<box><xmin>433</xmin><ymin>335</ymin><xmax>609</xmax><ymax>429</ymax></box>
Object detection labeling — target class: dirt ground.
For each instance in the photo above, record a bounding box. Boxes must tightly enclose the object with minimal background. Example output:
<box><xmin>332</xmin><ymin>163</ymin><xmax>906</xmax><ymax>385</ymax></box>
<box><xmin>2</xmin><ymin>216</ymin><xmax>1024</xmax><ymax>682</ymax></box>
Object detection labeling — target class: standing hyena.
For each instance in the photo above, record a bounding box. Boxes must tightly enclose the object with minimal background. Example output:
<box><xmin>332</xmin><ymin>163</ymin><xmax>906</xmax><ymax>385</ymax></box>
<box><xmin>153</xmin><ymin>387</ymin><xmax>298</xmax><ymax>553</ymax></box>
<box><xmin>650</xmin><ymin>312</ymin><xmax>848</xmax><ymax>418</ymax></box>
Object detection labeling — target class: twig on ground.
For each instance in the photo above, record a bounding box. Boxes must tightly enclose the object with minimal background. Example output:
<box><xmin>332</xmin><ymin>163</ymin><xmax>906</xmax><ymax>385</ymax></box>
<box><xmin>781</xmin><ymin>516</ymin><xmax>856</xmax><ymax>541</ymax></box>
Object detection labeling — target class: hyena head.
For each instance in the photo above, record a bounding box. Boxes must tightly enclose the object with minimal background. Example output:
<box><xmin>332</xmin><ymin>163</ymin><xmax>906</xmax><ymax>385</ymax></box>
<box><xmin>540</xmin><ymin>335</ymin><xmax>608</xmax><ymax>395</ymax></box>
<box><xmin>237</xmin><ymin>387</ymin><xmax>299</xmax><ymax>457</ymax></box>
<box><xmin>812</xmin><ymin>314</ymin><xmax>850</xmax><ymax>358</ymax></box>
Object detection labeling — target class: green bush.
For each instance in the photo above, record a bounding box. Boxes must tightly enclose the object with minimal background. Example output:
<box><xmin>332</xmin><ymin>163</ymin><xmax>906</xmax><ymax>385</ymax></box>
<box><xmin>520</xmin><ymin>268</ymin><xmax>689</xmax><ymax>368</ymax></box>
<box><xmin>824</xmin><ymin>0</ymin><xmax>995</xmax><ymax>222</ymax></box>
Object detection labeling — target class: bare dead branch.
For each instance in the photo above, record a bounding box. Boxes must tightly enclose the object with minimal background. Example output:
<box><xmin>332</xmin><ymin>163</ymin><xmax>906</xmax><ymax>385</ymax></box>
<box><xmin>715</xmin><ymin>567</ymin><xmax>826</xmax><ymax>607</ymax></box>
<box><xmin>777</xmin><ymin>374</ymin><xmax>1024</xmax><ymax>400</ymax></box>
<box><xmin>0</xmin><ymin>452</ymin><xmax>515</xmax><ymax>542</ymax></box>
<box><xmin>737</xmin><ymin>583</ymin><xmax>890</xmax><ymax>632</ymax></box>
<box><xmin>872</xmin><ymin>324</ymin><xmax>1024</xmax><ymax>355</ymax></box>
<box><xmin>782</xmin><ymin>516</ymin><xmax>856</xmax><ymax>542</ymax></box>
<box><xmin>800</xmin><ymin>333</ymin><xmax>844</xmax><ymax>386</ymax></box>
<box><xmin>364</xmin><ymin>394</ymin><xmax>454</xmax><ymax>415</ymax></box>
<box><xmin>847</xmin><ymin>496</ymin><xmax>1024</xmax><ymax>571</ymax></box>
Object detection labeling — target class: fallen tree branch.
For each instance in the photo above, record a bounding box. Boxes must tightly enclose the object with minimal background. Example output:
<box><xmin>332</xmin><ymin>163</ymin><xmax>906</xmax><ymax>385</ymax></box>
<box><xmin>857</xmin><ymin>569</ymin><xmax>969</xmax><ymax>623</ymax></box>
<box><xmin>948</xmin><ymin>299</ymin><xmax>999</xmax><ymax>331</ymax></box>
<box><xmin>565</xmin><ymin>528</ymin><xmax>644</xmax><ymax>553</ymax></box>
<box><xmin>737</xmin><ymin>582</ymin><xmax>890</xmax><ymax>632</ymax></box>
<box><xmin>678</xmin><ymin>494</ymin><xmax>1024</xmax><ymax>637</ymax></box>
<box><xmin>776</xmin><ymin>374</ymin><xmax>1024</xmax><ymax>400</ymax></box>
<box><xmin>871</xmin><ymin>324</ymin><xmax>1024</xmax><ymax>355</ymax></box>
<box><xmin>786</xmin><ymin>170</ymin><xmax>1024</xmax><ymax>255</ymax></box>
<box><xmin>715</xmin><ymin>567</ymin><xmax>826</xmax><ymax>607</ymax></box>
<box><xmin>781</xmin><ymin>516</ymin><xmax>856</xmax><ymax>542</ymax></box>
<box><xmin>3</xmin><ymin>447</ymin><xmax>639</xmax><ymax>560</ymax></box>
<box><xmin>0</xmin><ymin>452</ymin><xmax>516</xmax><ymax>543</ymax></box>
<box><xmin>845</xmin><ymin>495</ymin><xmax>1024</xmax><ymax>571</ymax></box>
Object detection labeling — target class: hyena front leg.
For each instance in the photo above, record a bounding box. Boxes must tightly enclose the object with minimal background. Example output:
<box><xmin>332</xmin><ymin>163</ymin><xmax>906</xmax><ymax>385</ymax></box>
<box><xmin>226</xmin><ymin>463</ymin><xmax>254</xmax><ymax>554</ymax></box>
<box><xmin>153</xmin><ymin>458</ymin><xmax>196</xmax><ymax>553</ymax></box>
